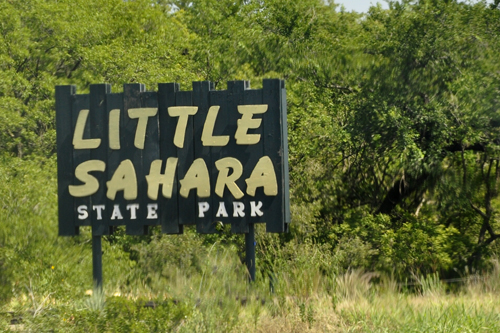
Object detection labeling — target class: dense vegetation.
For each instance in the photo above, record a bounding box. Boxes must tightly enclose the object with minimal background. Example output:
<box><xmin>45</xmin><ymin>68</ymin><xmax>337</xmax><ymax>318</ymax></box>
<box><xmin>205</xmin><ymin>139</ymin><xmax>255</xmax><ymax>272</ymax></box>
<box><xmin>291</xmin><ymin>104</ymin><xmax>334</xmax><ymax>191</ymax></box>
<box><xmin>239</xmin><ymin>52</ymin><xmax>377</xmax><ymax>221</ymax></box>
<box><xmin>2</xmin><ymin>0</ymin><xmax>500</xmax><ymax>331</ymax></box>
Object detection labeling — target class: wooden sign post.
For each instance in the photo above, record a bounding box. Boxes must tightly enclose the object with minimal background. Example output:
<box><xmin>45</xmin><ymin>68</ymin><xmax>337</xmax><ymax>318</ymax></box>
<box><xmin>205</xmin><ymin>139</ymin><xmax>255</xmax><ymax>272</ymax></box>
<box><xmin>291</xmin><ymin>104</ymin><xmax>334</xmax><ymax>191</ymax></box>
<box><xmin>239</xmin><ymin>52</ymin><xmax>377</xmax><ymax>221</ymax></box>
<box><xmin>56</xmin><ymin>80</ymin><xmax>289</xmax><ymax>287</ymax></box>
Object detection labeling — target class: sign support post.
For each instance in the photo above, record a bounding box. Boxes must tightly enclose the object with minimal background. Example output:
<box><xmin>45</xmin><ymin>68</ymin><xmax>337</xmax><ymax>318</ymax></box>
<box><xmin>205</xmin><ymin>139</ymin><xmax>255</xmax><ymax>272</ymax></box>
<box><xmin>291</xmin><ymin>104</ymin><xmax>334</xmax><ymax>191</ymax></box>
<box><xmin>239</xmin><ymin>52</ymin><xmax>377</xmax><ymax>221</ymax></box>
<box><xmin>92</xmin><ymin>235</ymin><xmax>103</xmax><ymax>291</ymax></box>
<box><xmin>245</xmin><ymin>224</ymin><xmax>256</xmax><ymax>282</ymax></box>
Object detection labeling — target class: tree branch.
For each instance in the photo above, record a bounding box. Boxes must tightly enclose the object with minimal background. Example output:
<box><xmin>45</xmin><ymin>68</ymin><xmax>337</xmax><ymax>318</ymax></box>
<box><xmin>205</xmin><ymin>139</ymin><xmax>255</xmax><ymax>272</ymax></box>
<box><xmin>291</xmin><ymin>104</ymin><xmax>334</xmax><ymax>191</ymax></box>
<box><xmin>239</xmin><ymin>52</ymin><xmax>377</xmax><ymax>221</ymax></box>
<box><xmin>444</xmin><ymin>142</ymin><xmax>485</xmax><ymax>153</ymax></box>
<box><xmin>469</xmin><ymin>201</ymin><xmax>488</xmax><ymax>220</ymax></box>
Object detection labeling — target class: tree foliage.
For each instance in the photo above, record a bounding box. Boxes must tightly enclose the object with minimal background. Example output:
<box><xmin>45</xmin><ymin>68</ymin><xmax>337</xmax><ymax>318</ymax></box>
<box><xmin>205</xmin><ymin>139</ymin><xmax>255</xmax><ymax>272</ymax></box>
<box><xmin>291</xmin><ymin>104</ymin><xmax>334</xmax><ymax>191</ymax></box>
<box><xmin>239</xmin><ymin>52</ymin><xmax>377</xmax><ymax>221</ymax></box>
<box><xmin>2</xmin><ymin>0</ymin><xmax>500</xmax><ymax>292</ymax></box>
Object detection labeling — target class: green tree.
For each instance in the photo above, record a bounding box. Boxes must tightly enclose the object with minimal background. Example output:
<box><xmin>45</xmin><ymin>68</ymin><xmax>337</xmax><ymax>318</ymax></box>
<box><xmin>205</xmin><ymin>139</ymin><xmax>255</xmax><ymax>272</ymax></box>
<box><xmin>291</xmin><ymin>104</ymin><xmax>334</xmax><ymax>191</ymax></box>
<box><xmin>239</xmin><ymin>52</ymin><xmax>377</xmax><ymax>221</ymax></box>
<box><xmin>288</xmin><ymin>0</ymin><xmax>500</xmax><ymax>270</ymax></box>
<box><xmin>0</xmin><ymin>0</ymin><xmax>197</xmax><ymax>157</ymax></box>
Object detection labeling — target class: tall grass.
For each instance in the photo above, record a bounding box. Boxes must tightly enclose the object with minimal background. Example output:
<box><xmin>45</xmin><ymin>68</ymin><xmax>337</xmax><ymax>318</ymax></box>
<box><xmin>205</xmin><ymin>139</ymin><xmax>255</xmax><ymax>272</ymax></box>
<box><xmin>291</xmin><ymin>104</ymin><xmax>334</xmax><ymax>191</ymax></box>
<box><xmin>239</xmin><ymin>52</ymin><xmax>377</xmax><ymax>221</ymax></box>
<box><xmin>3</xmin><ymin>236</ymin><xmax>500</xmax><ymax>332</ymax></box>
<box><xmin>2</xmin><ymin>157</ymin><xmax>500</xmax><ymax>331</ymax></box>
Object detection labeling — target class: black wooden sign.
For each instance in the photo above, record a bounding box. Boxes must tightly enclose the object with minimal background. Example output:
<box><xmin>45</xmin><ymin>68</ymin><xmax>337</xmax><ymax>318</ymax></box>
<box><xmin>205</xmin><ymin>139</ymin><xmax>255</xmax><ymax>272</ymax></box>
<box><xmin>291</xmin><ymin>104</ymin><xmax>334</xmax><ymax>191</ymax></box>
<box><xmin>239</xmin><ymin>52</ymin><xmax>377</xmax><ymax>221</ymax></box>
<box><xmin>56</xmin><ymin>80</ymin><xmax>290</xmax><ymax>236</ymax></box>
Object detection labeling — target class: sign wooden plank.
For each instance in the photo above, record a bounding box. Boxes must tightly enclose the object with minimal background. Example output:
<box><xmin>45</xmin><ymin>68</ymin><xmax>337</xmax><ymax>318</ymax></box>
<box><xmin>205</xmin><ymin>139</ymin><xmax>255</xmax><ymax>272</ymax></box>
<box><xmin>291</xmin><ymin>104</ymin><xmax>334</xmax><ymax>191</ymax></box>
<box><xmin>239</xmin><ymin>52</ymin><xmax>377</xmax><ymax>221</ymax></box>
<box><xmin>206</xmin><ymin>89</ymin><xmax>227</xmax><ymax>230</ymax></box>
<box><xmin>193</xmin><ymin>81</ymin><xmax>217</xmax><ymax>233</ymax></box>
<box><xmin>158</xmin><ymin>83</ymin><xmax>182</xmax><ymax>234</ymax></box>
<box><xmin>89</xmin><ymin>84</ymin><xmax>112</xmax><ymax>236</ymax></box>
<box><xmin>227</xmin><ymin>81</ymin><xmax>251</xmax><ymax>234</ymax></box>
<box><xmin>72</xmin><ymin>93</ymin><xmax>91</xmax><ymax>228</ymax></box>
<box><xmin>56</xmin><ymin>85</ymin><xmax>78</xmax><ymax>236</ymax></box>
<box><xmin>106</xmin><ymin>92</ymin><xmax>124</xmax><ymax>231</ymax></box>
<box><xmin>122</xmin><ymin>84</ymin><xmax>147</xmax><ymax>235</ymax></box>
<box><xmin>262</xmin><ymin>79</ymin><xmax>286</xmax><ymax>232</ymax></box>
<box><xmin>141</xmin><ymin>90</ymin><xmax>160</xmax><ymax>232</ymax></box>
<box><xmin>281</xmin><ymin>85</ymin><xmax>291</xmax><ymax>231</ymax></box>
<box><xmin>241</xmin><ymin>85</ymin><xmax>266</xmax><ymax>228</ymax></box>
<box><xmin>174</xmin><ymin>90</ymin><xmax>196</xmax><ymax>226</ymax></box>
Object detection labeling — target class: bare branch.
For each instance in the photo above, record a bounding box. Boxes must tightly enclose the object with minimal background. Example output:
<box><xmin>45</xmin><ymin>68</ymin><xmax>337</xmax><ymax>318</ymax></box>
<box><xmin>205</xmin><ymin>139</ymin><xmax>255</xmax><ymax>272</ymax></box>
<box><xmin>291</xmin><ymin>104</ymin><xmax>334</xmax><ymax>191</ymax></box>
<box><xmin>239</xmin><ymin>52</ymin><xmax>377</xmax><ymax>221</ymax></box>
<box><xmin>469</xmin><ymin>200</ymin><xmax>488</xmax><ymax>220</ymax></box>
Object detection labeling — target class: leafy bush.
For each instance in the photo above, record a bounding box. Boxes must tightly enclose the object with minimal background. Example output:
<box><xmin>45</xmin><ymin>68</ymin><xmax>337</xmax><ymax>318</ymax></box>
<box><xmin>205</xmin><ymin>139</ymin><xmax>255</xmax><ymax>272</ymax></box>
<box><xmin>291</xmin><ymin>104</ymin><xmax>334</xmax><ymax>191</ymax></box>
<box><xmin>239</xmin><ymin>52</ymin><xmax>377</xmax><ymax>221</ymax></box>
<box><xmin>334</xmin><ymin>213</ymin><xmax>464</xmax><ymax>276</ymax></box>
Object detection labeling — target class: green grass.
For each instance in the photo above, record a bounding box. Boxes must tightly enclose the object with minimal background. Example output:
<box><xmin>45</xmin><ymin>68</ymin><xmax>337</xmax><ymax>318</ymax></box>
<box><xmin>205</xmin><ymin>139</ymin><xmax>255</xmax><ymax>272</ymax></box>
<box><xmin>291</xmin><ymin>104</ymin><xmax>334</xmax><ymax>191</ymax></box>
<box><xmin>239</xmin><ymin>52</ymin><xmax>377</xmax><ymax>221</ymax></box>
<box><xmin>3</xmin><ymin>242</ymin><xmax>500</xmax><ymax>332</ymax></box>
<box><xmin>2</xmin><ymin>157</ymin><xmax>500</xmax><ymax>332</ymax></box>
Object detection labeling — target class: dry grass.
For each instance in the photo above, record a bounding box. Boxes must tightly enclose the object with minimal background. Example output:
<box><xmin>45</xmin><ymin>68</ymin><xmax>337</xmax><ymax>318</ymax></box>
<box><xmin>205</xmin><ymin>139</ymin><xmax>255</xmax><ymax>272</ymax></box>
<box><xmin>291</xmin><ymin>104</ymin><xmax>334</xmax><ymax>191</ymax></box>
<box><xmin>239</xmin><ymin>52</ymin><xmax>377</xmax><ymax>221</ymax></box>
<box><xmin>4</xmin><ymin>244</ymin><xmax>500</xmax><ymax>332</ymax></box>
